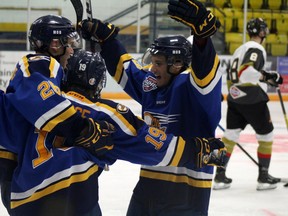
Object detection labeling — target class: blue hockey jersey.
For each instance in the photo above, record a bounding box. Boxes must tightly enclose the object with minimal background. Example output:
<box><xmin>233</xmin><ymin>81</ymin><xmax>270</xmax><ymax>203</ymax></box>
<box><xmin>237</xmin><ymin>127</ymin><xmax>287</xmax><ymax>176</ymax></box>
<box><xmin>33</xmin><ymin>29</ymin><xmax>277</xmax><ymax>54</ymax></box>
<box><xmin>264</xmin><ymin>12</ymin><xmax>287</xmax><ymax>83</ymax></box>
<box><xmin>100</xmin><ymin>38</ymin><xmax>222</xmax><ymax>213</ymax></box>
<box><xmin>1</xmin><ymin>54</ymin><xmax>105</xmax><ymax>215</ymax></box>
<box><xmin>1</xmin><ymin>55</ymin><xmax>202</xmax><ymax>215</ymax></box>
<box><xmin>64</xmin><ymin>91</ymin><xmax>197</xmax><ymax>167</ymax></box>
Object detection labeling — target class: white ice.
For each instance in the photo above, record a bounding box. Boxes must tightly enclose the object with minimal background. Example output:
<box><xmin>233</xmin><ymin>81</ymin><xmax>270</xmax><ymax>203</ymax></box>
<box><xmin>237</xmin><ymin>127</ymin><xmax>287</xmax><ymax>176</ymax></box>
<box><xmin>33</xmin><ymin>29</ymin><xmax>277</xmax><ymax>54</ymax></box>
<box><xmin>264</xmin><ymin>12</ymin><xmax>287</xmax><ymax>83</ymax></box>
<box><xmin>1</xmin><ymin>100</ymin><xmax>288</xmax><ymax>216</ymax></box>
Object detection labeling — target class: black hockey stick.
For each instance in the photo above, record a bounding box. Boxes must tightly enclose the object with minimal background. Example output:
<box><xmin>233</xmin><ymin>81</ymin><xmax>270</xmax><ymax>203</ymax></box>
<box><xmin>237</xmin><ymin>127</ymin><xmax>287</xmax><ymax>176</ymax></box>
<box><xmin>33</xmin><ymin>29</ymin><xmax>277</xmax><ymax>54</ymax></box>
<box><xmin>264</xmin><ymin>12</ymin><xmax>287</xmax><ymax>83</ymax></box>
<box><xmin>85</xmin><ymin>0</ymin><xmax>97</xmax><ymax>53</ymax></box>
<box><xmin>70</xmin><ymin>0</ymin><xmax>83</xmax><ymax>30</ymax></box>
<box><xmin>276</xmin><ymin>87</ymin><xmax>288</xmax><ymax>131</ymax></box>
<box><xmin>70</xmin><ymin>0</ymin><xmax>84</xmax><ymax>48</ymax></box>
<box><xmin>218</xmin><ymin>124</ymin><xmax>288</xmax><ymax>183</ymax></box>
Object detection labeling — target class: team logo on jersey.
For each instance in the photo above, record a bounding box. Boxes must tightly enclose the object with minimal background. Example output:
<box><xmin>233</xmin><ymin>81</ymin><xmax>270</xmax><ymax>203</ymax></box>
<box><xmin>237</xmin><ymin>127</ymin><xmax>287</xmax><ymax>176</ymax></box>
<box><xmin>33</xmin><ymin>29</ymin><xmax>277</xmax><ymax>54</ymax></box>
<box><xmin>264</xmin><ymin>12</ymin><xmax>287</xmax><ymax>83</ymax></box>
<box><xmin>229</xmin><ymin>86</ymin><xmax>247</xmax><ymax>99</ymax></box>
<box><xmin>144</xmin><ymin>112</ymin><xmax>162</xmax><ymax>129</ymax></box>
<box><xmin>143</xmin><ymin>76</ymin><xmax>157</xmax><ymax>92</ymax></box>
<box><xmin>116</xmin><ymin>103</ymin><xmax>129</xmax><ymax>113</ymax></box>
<box><xmin>143</xmin><ymin>111</ymin><xmax>179</xmax><ymax>132</ymax></box>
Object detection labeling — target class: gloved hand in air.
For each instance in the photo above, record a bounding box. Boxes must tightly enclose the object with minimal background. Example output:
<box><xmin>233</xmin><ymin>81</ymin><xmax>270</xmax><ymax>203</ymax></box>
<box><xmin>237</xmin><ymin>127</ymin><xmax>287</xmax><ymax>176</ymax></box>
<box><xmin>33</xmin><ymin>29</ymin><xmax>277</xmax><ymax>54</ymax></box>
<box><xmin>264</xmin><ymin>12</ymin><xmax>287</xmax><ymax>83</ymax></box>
<box><xmin>168</xmin><ymin>0</ymin><xmax>221</xmax><ymax>38</ymax></box>
<box><xmin>261</xmin><ymin>70</ymin><xmax>283</xmax><ymax>87</ymax></box>
<box><xmin>192</xmin><ymin>137</ymin><xmax>227</xmax><ymax>168</ymax></box>
<box><xmin>79</xmin><ymin>18</ymin><xmax>120</xmax><ymax>43</ymax></box>
<box><xmin>74</xmin><ymin>118</ymin><xmax>116</xmax><ymax>156</ymax></box>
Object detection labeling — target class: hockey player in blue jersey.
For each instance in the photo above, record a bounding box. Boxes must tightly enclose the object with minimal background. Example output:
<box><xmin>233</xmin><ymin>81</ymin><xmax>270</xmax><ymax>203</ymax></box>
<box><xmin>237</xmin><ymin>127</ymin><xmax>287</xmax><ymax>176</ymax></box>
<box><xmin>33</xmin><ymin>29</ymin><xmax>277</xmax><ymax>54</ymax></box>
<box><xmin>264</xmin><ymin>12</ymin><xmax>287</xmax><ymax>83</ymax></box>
<box><xmin>0</xmin><ymin>14</ymin><xmax>116</xmax><ymax>216</ymax></box>
<box><xmin>79</xmin><ymin>0</ymin><xmax>222</xmax><ymax>215</ymax></box>
<box><xmin>0</xmin><ymin>91</ymin><xmax>18</xmax><ymax>215</ymax></box>
<box><xmin>0</xmin><ymin>47</ymin><xmax>226</xmax><ymax>215</ymax></box>
<box><xmin>62</xmin><ymin>48</ymin><xmax>226</xmax><ymax>169</ymax></box>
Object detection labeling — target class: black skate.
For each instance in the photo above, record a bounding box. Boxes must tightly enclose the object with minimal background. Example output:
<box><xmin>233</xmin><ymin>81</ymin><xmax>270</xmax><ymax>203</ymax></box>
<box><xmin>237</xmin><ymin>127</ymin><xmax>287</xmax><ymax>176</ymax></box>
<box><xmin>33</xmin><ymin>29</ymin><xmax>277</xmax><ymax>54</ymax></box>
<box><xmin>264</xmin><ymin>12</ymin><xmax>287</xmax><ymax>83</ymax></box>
<box><xmin>257</xmin><ymin>170</ymin><xmax>280</xmax><ymax>191</ymax></box>
<box><xmin>213</xmin><ymin>170</ymin><xmax>232</xmax><ymax>190</ymax></box>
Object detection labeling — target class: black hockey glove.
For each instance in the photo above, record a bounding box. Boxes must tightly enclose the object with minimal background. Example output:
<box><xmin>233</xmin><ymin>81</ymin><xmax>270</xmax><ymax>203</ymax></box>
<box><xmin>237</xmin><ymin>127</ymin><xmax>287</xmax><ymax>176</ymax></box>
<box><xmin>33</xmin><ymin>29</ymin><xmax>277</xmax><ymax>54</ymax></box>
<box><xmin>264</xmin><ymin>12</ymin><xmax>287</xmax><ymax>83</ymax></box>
<box><xmin>168</xmin><ymin>0</ymin><xmax>220</xmax><ymax>38</ymax></box>
<box><xmin>261</xmin><ymin>70</ymin><xmax>283</xmax><ymax>87</ymax></box>
<box><xmin>193</xmin><ymin>137</ymin><xmax>227</xmax><ymax>168</ymax></box>
<box><xmin>79</xmin><ymin>19</ymin><xmax>120</xmax><ymax>43</ymax></box>
<box><xmin>75</xmin><ymin>118</ymin><xmax>116</xmax><ymax>157</ymax></box>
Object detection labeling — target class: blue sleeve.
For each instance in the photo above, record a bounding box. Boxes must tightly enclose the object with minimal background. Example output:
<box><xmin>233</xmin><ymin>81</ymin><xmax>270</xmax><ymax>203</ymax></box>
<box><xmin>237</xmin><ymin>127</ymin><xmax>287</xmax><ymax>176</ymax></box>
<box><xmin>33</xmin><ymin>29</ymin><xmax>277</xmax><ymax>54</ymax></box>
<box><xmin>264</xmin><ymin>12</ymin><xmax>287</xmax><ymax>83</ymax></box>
<box><xmin>5</xmin><ymin>55</ymin><xmax>86</xmax><ymax>138</ymax></box>
<box><xmin>101</xmin><ymin>39</ymin><xmax>147</xmax><ymax>103</ymax></box>
<box><xmin>192</xmin><ymin>38</ymin><xmax>219</xmax><ymax>80</ymax></box>
<box><xmin>71</xmin><ymin>98</ymin><xmax>195</xmax><ymax>167</ymax></box>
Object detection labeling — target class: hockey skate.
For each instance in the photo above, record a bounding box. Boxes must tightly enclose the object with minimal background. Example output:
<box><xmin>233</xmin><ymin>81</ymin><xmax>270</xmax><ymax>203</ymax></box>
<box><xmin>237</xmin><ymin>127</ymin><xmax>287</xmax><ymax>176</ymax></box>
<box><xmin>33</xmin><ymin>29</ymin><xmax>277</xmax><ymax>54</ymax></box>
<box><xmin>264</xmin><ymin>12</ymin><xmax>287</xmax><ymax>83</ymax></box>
<box><xmin>213</xmin><ymin>170</ymin><xmax>232</xmax><ymax>190</ymax></box>
<box><xmin>256</xmin><ymin>170</ymin><xmax>280</xmax><ymax>191</ymax></box>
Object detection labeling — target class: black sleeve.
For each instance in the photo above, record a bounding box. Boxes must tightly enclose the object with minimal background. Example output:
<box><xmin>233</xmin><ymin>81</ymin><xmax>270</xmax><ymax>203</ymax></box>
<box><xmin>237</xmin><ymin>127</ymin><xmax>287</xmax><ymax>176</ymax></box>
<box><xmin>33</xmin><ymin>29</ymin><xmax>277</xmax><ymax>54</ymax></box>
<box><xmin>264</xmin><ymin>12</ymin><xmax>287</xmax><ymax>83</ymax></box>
<box><xmin>242</xmin><ymin>48</ymin><xmax>265</xmax><ymax>71</ymax></box>
<box><xmin>0</xmin><ymin>152</ymin><xmax>17</xmax><ymax>214</ymax></box>
<box><xmin>0</xmin><ymin>157</ymin><xmax>17</xmax><ymax>184</ymax></box>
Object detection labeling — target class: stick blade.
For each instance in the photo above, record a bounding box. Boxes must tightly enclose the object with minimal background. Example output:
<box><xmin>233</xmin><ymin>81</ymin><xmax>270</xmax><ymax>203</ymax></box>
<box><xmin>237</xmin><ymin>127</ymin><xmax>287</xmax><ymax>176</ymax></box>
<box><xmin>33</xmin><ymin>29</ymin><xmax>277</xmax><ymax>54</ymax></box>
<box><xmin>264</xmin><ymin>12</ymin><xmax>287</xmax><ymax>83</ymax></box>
<box><xmin>70</xmin><ymin>0</ymin><xmax>84</xmax><ymax>23</ymax></box>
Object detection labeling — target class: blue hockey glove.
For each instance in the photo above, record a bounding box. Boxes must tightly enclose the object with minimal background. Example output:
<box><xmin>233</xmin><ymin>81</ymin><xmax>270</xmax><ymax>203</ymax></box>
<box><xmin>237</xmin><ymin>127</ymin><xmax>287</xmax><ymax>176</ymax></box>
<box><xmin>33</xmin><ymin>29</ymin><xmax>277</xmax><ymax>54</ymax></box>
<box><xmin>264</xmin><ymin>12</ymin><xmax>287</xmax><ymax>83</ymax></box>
<box><xmin>79</xmin><ymin>19</ymin><xmax>119</xmax><ymax>43</ymax></box>
<box><xmin>75</xmin><ymin>118</ymin><xmax>116</xmax><ymax>156</ymax></box>
<box><xmin>261</xmin><ymin>70</ymin><xmax>283</xmax><ymax>87</ymax></box>
<box><xmin>193</xmin><ymin>137</ymin><xmax>227</xmax><ymax>168</ymax></box>
<box><xmin>168</xmin><ymin>0</ymin><xmax>220</xmax><ymax>38</ymax></box>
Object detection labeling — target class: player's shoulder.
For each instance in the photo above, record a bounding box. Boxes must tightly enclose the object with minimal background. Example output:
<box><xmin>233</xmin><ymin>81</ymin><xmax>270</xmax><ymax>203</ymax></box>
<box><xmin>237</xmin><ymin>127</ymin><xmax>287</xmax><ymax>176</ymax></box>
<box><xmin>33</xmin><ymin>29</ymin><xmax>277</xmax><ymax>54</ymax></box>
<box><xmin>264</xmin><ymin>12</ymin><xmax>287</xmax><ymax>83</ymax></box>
<box><xmin>99</xmin><ymin>98</ymin><xmax>131</xmax><ymax>114</ymax></box>
<box><xmin>233</xmin><ymin>41</ymin><xmax>265</xmax><ymax>58</ymax></box>
<box><xmin>98</xmin><ymin>98</ymin><xmax>144</xmax><ymax>135</ymax></box>
<box><xmin>244</xmin><ymin>41</ymin><xmax>266</xmax><ymax>54</ymax></box>
<box><xmin>18</xmin><ymin>54</ymin><xmax>61</xmax><ymax>77</ymax></box>
<box><xmin>98</xmin><ymin>98</ymin><xmax>143</xmax><ymax>123</ymax></box>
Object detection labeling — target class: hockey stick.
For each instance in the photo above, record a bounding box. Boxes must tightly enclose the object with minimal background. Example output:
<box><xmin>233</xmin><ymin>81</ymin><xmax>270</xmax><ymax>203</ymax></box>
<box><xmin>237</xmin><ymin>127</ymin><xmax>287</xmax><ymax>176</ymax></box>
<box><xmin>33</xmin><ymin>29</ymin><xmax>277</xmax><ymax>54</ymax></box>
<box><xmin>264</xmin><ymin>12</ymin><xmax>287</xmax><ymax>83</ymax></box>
<box><xmin>85</xmin><ymin>0</ymin><xmax>96</xmax><ymax>53</ymax></box>
<box><xmin>70</xmin><ymin>0</ymin><xmax>83</xmax><ymax>31</ymax></box>
<box><xmin>218</xmin><ymin>124</ymin><xmax>288</xmax><ymax>183</ymax></box>
<box><xmin>70</xmin><ymin>0</ymin><xmax>84</xmax><ymax>48</ymax></box>
<box><xmin>276</xmin><ymin>87</ymin><xmax>288</xmax><ymax>131</ymax></box>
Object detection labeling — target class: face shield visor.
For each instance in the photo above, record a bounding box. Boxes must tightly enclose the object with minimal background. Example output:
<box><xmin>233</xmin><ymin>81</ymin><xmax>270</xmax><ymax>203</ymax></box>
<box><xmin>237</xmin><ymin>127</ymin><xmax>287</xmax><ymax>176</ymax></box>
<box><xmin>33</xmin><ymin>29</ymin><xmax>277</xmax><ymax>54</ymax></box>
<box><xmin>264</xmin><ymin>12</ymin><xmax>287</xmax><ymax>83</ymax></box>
<box><xmin>93</xmin><ymin>71</ymin><xmax>107</xmax><ymax>99</ymax></box>
<box><xmin>51</xmin><ymin>31</ymin><xmax>81</xmax><ymax>49</ymax></box>
<box><xmin>141</xmin><ymin>48</ymin><xmax>154</xmax><ymax>67</ymax></box>
<box><xmin>141</xmin><ymin>47</ymin><xmax>185</xmax><ymax>69</ymax></box>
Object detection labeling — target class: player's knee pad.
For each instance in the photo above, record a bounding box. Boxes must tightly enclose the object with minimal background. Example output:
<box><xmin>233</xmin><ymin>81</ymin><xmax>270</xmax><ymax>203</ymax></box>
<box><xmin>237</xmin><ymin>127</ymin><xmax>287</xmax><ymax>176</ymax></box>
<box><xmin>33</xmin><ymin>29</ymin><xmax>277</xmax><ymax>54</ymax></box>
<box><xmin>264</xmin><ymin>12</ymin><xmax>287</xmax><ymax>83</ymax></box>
<box><xmin>224</xmin><ymin>128</ymin><xmax>241</xmax><ymax>142</ymax></box>
<box><xmin>256</xmin><ymin>131</ymin><xmax>273</xmax><ymax>142</ymax></box>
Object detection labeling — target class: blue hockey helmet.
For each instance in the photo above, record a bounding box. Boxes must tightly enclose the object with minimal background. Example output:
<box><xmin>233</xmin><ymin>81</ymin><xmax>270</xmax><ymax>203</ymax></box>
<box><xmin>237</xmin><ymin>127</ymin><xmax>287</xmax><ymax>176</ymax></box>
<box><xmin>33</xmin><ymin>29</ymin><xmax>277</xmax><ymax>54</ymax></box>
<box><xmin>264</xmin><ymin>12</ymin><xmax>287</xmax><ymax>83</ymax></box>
<box><xmin>28</xmin><ymin>14</ymin><xmax>80</xmax><ymax>52</ymax></box>
<box><xmin>142</xmin><ymin>35</ymin><xmax>192</xmax><ymax>69</ymax></box>
<box><xmin>63</xmin><ymin>49</ymin><xmax>107</xmax><ymax>100</ymax></box>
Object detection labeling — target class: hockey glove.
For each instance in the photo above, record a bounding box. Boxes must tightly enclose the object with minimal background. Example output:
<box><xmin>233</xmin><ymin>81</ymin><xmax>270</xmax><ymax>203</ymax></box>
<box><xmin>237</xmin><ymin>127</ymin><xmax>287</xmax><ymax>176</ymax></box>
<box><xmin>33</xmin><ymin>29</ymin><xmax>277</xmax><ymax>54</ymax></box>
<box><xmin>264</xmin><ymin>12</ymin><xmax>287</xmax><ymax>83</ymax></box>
<box><xmin>168</xmin><ymin>0</ymin><xmax>220</xmax><ymax>38</ymax></box>
<box><xmin>75</xmin><ymin>118</ymin><xmax>116</xmax><ymax>156</ymax></box>
<box><xmin>193</xmin><ymin>137</ymin><xmax>227</xmax><ymax>168</ymax></box>
<box><xmin>261</xmin><ymin>70</ymin><xmax>283</xmax><ymax>87</ymax></box>
<box><xmin>80</xmin><ymin>19</ymin><xmax>120</xmax><ymax>43</ymax></box>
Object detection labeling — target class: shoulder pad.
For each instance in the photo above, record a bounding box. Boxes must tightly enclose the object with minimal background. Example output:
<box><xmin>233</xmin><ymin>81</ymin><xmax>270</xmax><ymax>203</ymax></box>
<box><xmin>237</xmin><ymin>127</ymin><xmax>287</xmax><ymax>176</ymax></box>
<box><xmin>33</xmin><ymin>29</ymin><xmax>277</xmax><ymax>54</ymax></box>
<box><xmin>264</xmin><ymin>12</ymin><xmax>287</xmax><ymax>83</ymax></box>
<box><xmin>20</xmin><ymin>54</ymin><xmax>61</xmax><ymax>78</ymax></box>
